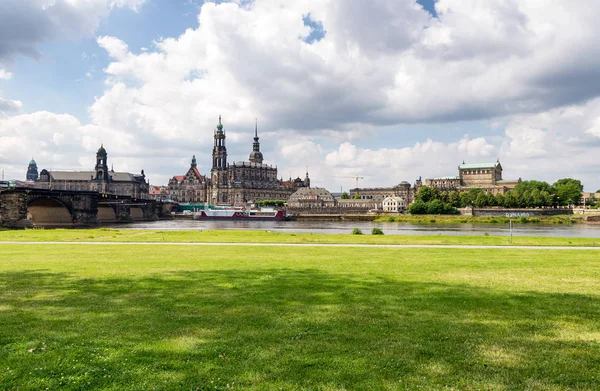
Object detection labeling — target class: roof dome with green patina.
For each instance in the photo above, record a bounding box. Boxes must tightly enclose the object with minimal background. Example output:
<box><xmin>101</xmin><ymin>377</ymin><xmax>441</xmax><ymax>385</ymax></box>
<box><xmin>216</xmin><ymin>115</ymin><xmax>224</xmax><ymax>131</ymax></box>
<box><xmin>29</xmin><ymin>158</ymin><xmax>37</xmax><ymax>166</ymax></box>
<box><xmin>97</xmin><ymin>144</ymin><xmax>107</xmax><ymax>156</ymax></box>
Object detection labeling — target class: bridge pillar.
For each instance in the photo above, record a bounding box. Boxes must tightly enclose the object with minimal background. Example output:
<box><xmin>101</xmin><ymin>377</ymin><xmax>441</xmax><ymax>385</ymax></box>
<box><xmin>143</xmin><ymin>201</ymin><xmax>160</xmax><ymax>221</ymax></box>
<box><xmin>0</xmin><ymin>191</ymin><xmax>32</xmax><ymax>228</ymax></box>
<box><xmin>114</xmin><ymin>203</ymin><xmax>133</xmax><ymax>222</ymax></box>
<box><xmin>69</xmin><ymin>193</ymin><xmax>99</xmax><ymax>225</ymax></box>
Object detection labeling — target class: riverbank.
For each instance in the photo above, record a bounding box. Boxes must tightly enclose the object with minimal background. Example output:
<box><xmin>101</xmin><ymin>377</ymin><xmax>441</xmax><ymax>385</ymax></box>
<box><xmin>374</xmin><ymin>214</ymin><xmax>582</xmax><ymax>224</ymax></box>
<box><xmin>2</xmin><ymin>228</ymin><xmax>600</xmax><ymax>247</ymax></box>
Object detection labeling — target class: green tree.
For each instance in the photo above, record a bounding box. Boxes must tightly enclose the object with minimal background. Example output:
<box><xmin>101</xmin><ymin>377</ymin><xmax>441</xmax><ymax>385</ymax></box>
<box><xmin>448</xmin><ymin>191</ymin><xmax>460</xmax><ymax>208</ymax></box>
<box><xmin>407</xmin><ymin>200</ymin><xmax>428</xmax><ymax>214</ymax></box>
<box><xmin>540</xmin><ymin>190</ymin><xmax>553</xmax><ymax>207</ymax></box>
<box><xmin>504</xmin><ymin>191</ymin><xmax>519</xmax><ymax>208</ymax></box>
<box><xmin>352</xmin><ymin>193</ymin><xmax>361</xmax><ymax>200</ymax></box>
<box><xmin>340</xmin><ymin>192</ymin><xmax>350</xmax><ymax>199</ymax></box>
<box><xmin>519</xmin><ymin>190</ymin><xmax>532</xmax><ymax>208</ymax></box>
<box><xmin>474</xmin><ymin>192</ymin><xmax>487</xmax><ymax>208</ymax></box>
<box><xmin>514</xmin><ymin>180</ymin><xmax>552</xmax><ymax>194</ymax></box>
<box><xmin>552</xmin><ymin>178</ymin><xmax>583</xmax><ymax>206</ymax></box>
<box><xmin>530</xmin><ymin>188</ymin><xmax>543</xmax><ymax>208</ymax></box>
<box><xmin>416</xmin><ymin>186</ymin><xmax>440</xmax><ymax>203</ymax></box>
<box><xmin>485</xmin><ymin>192</ymin><xmax>497</xmax><ymax>207</ymax></box>
<box><xmin>494</xmin><ymin>193</ymin><xmax>505</xmax><ymax>207</ymax></box>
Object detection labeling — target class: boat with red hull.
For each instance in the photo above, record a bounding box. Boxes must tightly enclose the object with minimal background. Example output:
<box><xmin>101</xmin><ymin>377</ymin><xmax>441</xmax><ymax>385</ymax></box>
<box><xmin>192</xmin><ymin>207</ymin><xmax>290</xmax><ymax>221</ymax></box>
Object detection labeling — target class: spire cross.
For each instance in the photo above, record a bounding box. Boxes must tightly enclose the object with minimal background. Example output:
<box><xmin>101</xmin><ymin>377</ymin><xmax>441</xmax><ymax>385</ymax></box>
<box><xmin>255</xmin><ymin>118</ymin><xmax>258</xmax><ymax>138</ymax></box>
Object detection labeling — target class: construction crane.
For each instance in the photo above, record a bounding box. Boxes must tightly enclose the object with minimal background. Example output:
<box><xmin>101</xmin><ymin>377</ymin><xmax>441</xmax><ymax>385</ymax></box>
<box><xmin>334</xmin><ymin>175</ymin><xmax>365</xmax><ymax>189</ymax></box>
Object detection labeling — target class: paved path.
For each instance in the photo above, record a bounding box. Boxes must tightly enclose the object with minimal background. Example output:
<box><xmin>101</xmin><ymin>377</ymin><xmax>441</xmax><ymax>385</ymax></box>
<box><xmin>1</xmin><ymin>241</ymin><xmax>599</xmax><ymax>250</ymax></box>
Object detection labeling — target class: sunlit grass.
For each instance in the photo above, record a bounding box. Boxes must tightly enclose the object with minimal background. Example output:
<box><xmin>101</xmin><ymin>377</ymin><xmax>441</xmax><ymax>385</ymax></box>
<box><xmin>1</xmin><ymin>228</ymin><xmax>600</xmax><ymax>247</ymax></box>
<box><xmin>1</xmin><ymin>244</ymin><xmax>600</xmax><ymax>390</ymax></box>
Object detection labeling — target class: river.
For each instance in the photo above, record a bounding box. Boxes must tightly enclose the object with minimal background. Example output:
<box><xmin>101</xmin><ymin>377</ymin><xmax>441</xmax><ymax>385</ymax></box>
<box><xmin>110</xmin><ymin>219</ymin><xmax>600</xmax><ymax>238</ymax></box>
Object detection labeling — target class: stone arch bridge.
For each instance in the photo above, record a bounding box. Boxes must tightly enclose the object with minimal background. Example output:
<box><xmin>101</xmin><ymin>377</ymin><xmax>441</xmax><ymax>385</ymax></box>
<box><xmin>0</xmin><ymin>188</ymin><xmax>172</xmax><ymax>228</ymax></box>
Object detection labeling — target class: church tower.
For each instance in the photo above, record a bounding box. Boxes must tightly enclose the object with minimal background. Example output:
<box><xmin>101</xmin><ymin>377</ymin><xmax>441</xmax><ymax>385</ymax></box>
<box><xmin>248</xmin><ymin>118</ymin><xmax>264</xmax><ymax>164</ymax></box>
<box><xmin>211</xmin><ymin>116</ymin><xmax>229</xmax><ymax>204</ymax></box>
<box><xmin>95</xmin><ymin>144</ymin><xmax>109</xmax><ymax>181</ymax></box>
<box><xmin>26</xmin><ymin>158</ymin><xmax>38</xmax><ymax>181</ymax></box>
<box><xmin>304</xmin><ymin>167</ymin><xmax>311</xmax><ymax>188</ymax></box>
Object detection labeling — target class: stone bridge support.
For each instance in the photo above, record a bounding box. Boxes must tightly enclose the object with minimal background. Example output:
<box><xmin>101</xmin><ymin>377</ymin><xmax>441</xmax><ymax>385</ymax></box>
<box><xmin>1</xmin><ymin>188</ymin><xmax>168</xmax><ymax>228</ymax></box>
<box><xmin>0</xmin><ymin>191</ymin><xmax>31</xmax><ymax>228</ymax></box>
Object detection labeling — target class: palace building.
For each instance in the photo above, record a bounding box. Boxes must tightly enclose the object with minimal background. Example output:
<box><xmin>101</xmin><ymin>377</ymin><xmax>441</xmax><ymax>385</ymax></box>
<box><xmin>33</xmin><ymin>145</ymin><xmax>149</xmax><ymax>198</ymax></box>
<box><xmin>426</xmin><ymin>160</ymin><xmax>520</xmax><ymax>195</ymax></box>
<box><xmin>168</xmin><ymin>117</ymin><xmax>309</xmax><ymax>206</ymax></box>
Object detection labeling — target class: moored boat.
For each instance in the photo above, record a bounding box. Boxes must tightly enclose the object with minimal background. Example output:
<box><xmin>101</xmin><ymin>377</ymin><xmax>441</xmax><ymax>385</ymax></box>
<box><xmin>192</xmin><ymin>206</ymin><xmax>290</xmax><ymax>221</ymax></box>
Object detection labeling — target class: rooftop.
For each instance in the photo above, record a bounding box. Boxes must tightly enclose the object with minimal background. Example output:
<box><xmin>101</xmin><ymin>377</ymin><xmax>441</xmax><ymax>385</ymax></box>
<box><xmin>428</xmin><ymin>176</ymin><xmax>460</xmax><ymax>180</ymax></box>
<box><xmin>459</xmin><ymin>162</ymin><xmax>500</xmax><ymax>170</ymax></box>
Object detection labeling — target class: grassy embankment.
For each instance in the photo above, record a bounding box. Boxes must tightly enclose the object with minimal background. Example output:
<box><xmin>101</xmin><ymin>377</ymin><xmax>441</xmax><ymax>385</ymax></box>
<box><xmin>2</xmin><ymin>243</ymin><xmax>600</xmax><ymax>390</ymax></box>
<box><xmin>374</xmin><ymin>214</ymin><xmax>580</xmax><ymax>224</ymax></box>
<box><xmin>1</xmin><ymin>228</ymin><xmax>600</xmax><ymax>247</ymax></box>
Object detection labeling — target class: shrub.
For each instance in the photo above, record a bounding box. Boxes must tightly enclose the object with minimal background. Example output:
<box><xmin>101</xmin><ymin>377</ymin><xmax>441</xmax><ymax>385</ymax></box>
<box><xmin>371</xmin><ymin>227</ymin><xmax>384</xmax><ymax>235</ymax></box>
<box><xmin>351</xmin><ymin>228</ymin><xmax>363</xmax><ymax>235</ymax></box>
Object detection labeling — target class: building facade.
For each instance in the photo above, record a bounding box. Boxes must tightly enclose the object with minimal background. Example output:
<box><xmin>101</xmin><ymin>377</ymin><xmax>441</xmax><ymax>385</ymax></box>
<box><xmin>426</xmin><ymin>160</ymin><xmax>520</xmax><ymax>195</ymax></box>
<box><xmin>382</xmin><ymin>196</ymin><xmax>406</xmax><ymax>212</ymax></box>
<box><xmin>169</xmin><ymin>117</ymin><xmax>309</xmax><ymax>206</ymax></box>
<box><xmin>287</xmin><ymin>187</ymin><xmax>336</xmax><ymax>208</ymax></box>
<box><xmin>349</xmin><ymin>181</ymin><xmax>415</xmax><ymax>206</ymax></box>
<box><xmin>26</xmin><ymin>159</ymin><xmax>38</xmax><ymax>181</ymax></box>
<box><xmin>34</xmin><ymin>145</ymin><xmax>149</xmax><ymax>198</ymax></box>
<box><xmin>168</xmin><ymin>156</ymin><xmax>209</xmax><ymax>203</ymax></box>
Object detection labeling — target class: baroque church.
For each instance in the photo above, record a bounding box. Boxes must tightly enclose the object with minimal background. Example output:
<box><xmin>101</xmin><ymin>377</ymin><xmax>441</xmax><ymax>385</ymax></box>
<box><xmin>168</xmin><ymin>116</ymin><xmax>310</xmax><ymax>206</ymax></box>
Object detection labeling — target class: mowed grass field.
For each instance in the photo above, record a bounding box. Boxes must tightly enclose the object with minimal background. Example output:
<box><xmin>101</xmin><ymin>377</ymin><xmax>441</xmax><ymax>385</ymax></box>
<box><xmin>1</xmin><ymin>241</ymin><xmax>600</xmax><ymax>390</ymax></box>
<box><xmin>2</xmin><ymin>228</ymin><xmax>600</xmax><ymax>246</ymax></box>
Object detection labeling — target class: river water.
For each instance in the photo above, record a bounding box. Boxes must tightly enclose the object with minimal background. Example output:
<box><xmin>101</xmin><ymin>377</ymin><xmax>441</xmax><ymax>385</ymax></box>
<box><xmin>112</xmin><ymin>219</ymin><xmax>600</xmax><ymax>238</ymax></box>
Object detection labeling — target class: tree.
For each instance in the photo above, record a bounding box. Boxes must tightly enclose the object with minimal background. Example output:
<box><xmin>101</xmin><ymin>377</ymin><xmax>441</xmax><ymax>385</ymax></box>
<box><xmin>485</xmin><ymin>192</ymin><xmax>497</xmax><ymax>207</ymax></box>
<box><xmin>494</xmin><ymin>193</ymin><xmax>505</xmax><ymax>207</ymax></box>
<box><xmin>416</xmin><ymin>186</ymin><xmax>440</xmax><ymax>203</ymax></box>
<box><xmin>474</xmin><ymin>192</ymin><xmax>488</xmax><ymax>208</ymax></box>
<box><xmin>407</xmin><ymin>200</ymin><xmax>428</xmax><ymax>214</ymax></box>
<box><xmin>530</xmin><ymin>188</ymin><xmax>543</xmax><ymax>208</ymax></box>
<box><xmin>449</xmin><ymin>191</ymin><xmax>460</xmax><ymax>208</ymax></box>
<box><xmin>552</xmin><ymin>178</ymin><xmax>583</xmax><ymax>206</ymax></box>
<box><xmin>514</xmin><ymin>180</ymin><xmax>552</xmax><ymax>194</ymax></box>
<box><xmin>340</xmin><ymin>192</ymin><xmax>350</xmax><ymax>199</ymax></box>
<box><xmin>352</xmin><ymin>193</ymin><xmax>361</xmax><ymax>200</ymax></box>
<box><xmin>504</xmin><ymin>191</ymin><xmax>519</xmax><ymax>208</ymax></box>
<box><xmin>540</xmin><ymin>190</ymin><xmax>553</xmax><ymax>207</ymax></box>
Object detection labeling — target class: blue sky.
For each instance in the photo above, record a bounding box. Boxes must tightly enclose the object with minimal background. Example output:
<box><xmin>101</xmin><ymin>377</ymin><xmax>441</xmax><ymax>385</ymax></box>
<box><xmin>1</xmin><ymin>0</ymin><xmax>600</xmax><ymax>191</ymax></box>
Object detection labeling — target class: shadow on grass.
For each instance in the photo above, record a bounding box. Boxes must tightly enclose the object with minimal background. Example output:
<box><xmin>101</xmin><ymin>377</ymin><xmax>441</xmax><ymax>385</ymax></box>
<box><xmin>1</xmin><ymin>269</ymin><xmax>600</xmax><ymax>390</ymax></box>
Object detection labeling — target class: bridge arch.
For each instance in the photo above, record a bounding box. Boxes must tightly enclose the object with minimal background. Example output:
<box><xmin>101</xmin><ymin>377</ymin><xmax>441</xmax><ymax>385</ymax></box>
<box><xmin>97</xmin><ymin>204</ymin><xmax>118</xmax><ymax>223</ymax></box>
<box><xmin>130</xmin><ymin>205</ymin><xmax>145</xmax><ymax>221</ymax></box>
<box><xmin>27</xmin><ymin>197</ymin><xmax>73</xmax><ymax>226</ymax></box>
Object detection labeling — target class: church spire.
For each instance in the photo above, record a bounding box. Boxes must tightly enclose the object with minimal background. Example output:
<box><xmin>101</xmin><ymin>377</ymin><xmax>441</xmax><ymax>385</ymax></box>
<box><xmin>249</xmin><ymin>118</ymin><xmax>263</xmax><ymax>164</ymax></box>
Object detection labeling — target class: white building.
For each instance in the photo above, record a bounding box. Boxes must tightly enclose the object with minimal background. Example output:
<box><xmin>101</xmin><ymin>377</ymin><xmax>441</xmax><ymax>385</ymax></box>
<box><xmin>382</xmin><ymin>196</ymin><xmax>406</xmax><ymax>213</ymax></box>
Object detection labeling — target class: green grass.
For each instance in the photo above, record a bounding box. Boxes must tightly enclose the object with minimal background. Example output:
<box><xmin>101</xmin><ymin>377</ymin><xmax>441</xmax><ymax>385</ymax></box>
<box><xmin>1</xmin><ymin>244</ymin><xmax>600</xmax><ymax>390</ymax></box>
<box><xmin>1</xmin><ymin>228</ymin><xmax>600</xmax><ymax>247</ymax></box>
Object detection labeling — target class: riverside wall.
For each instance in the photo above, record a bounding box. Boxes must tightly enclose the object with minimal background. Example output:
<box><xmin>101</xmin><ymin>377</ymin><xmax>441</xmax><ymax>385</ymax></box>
<box><xmin>463</xmin><ymin>207</ymin><xmax>573</xmax><ymax>217</ymax></box>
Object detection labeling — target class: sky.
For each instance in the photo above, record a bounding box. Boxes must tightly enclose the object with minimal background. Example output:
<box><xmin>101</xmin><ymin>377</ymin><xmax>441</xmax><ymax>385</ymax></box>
<box><xmin>1</xmin><ymin>0</ymin><xmax>600</xmax><ymax>192</ymax></box>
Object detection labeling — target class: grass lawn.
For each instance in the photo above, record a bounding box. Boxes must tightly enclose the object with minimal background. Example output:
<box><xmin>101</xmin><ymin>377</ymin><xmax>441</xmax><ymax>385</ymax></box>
<box><xmin>1</xmin><ymin>243</ymin><xmax>600</xmax><ymax>390</ymax></box>
<box><xmin>1</xmin><ymin>228</ymin><xmax>600</xmax><ymax>247</ymax></box>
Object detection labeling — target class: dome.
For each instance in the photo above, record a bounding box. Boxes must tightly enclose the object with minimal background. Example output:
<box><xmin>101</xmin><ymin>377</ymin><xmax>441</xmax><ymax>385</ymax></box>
<box><xmin>216</xmin><ymin>115</ymin><xmax>224</xmax><ymax>131</ymax></box>
<box><xmin>29</xmin><ymin>158</ymin><xmax>36</xmax><ymax>166</ymax></box>
<box><xmin>97</xmin><ymin>144</ymin><xmax>107</xmax><ymax>155</ymax></box>
<box><xmin>249</xmin><ymin>150</ymin><xmax>263</xmax><ymax>163</ymax></box>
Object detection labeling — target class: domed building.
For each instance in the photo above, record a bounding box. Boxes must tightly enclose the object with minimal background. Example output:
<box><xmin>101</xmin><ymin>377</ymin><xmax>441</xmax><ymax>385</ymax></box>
<box><xmin>26</xmin><ymin>158</ymin><xmax>38</xmax><ymax>181</ymax></box>
<box><xmin>34</xmin><ymin>145</ymin><xmax>149</xmax><ymax>197</ymax></box>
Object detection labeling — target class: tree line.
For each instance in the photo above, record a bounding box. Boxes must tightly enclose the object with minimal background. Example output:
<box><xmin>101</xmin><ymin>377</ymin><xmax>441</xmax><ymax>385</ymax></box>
<box><xmin>407</xmin><ymin>178</ymin><xmax>588</xmax><ymax>215</ymax></box>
